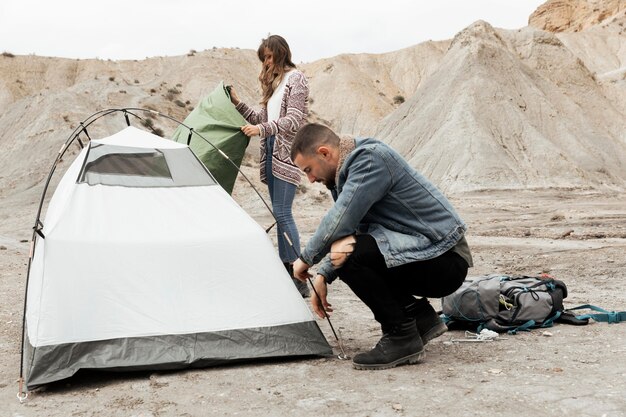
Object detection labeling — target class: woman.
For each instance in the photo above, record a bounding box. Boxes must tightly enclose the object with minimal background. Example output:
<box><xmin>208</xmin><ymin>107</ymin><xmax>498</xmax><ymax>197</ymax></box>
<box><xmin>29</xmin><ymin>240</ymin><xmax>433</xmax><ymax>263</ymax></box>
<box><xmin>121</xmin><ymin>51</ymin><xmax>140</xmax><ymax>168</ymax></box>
<box><xmin>229</xmin><ymin>34</ymin><xmax>310</xmax><ymax>297</ymax></box>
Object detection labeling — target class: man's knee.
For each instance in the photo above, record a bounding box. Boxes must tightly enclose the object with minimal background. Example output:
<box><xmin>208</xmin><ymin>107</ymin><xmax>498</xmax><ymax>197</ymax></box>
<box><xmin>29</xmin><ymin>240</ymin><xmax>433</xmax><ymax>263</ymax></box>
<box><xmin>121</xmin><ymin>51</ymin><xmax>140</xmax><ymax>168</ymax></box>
<box><xmin>330</xmin><ymin>235</ymin><xmax>356</xmax><ymax>269</ymax></box>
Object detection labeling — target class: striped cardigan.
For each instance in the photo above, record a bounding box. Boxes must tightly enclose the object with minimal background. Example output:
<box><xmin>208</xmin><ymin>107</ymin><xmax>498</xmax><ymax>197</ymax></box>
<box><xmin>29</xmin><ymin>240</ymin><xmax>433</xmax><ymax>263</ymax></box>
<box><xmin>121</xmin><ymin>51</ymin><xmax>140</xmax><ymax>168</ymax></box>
<box><xmin>235</xmin><ymin>70</ymin><xmax>309</xmax><ymax>186</ymax></box>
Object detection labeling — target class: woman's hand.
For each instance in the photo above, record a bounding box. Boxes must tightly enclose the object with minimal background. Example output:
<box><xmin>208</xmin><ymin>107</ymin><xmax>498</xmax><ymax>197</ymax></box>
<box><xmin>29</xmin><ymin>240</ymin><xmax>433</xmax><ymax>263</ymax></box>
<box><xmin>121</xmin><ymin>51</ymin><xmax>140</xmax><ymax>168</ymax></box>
<box><xmin>241</xmin><ymin>124</ymin><xmax>260</xmax><ymax>137</ymax></box>
<box><xmin>227</xmin><ymin>85</ymin><xmax>240</xmax><ymax>105</ymax></box>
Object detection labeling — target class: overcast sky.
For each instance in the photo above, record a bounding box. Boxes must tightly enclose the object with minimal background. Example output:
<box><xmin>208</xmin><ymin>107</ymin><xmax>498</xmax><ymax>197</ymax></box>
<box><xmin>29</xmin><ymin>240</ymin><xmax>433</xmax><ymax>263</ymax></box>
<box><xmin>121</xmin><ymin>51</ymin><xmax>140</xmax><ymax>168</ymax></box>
<box><xmin>0</xmin><ymin>0</ymin><xmax>546</xmax><ymax>63</ymax></box>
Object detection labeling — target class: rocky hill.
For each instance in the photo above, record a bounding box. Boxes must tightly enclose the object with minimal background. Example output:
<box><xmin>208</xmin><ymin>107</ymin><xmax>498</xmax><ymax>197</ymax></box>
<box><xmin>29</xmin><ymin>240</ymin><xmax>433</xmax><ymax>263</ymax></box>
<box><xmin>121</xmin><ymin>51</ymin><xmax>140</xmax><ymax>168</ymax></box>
<box><xmin>0</xmin><ymin>0</ymin><xmax>625</xmax><ymax>206</ymax></box>
<box><xmin>529</xmin><ymin>0</ymin><xmax>625</xmax><ymax>33</ymax></box>
<box><xmin>376</xmin><ymin>20</ymin><xmax>626</xmax><ymax>192</ymax></box>
<box><xmin>303</xmin><ymin>41</ymin><xmax>449</xmax><ymax>135</ymax></box>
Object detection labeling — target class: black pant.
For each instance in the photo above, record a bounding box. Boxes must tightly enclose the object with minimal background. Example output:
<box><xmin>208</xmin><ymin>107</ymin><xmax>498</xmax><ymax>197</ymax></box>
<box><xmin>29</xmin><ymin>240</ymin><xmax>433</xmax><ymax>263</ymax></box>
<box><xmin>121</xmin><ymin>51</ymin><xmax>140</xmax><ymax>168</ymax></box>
<box><xmin>336</xmin><ymin>234</ymin><xmax>468</xmax><ymax>326</ymax></box>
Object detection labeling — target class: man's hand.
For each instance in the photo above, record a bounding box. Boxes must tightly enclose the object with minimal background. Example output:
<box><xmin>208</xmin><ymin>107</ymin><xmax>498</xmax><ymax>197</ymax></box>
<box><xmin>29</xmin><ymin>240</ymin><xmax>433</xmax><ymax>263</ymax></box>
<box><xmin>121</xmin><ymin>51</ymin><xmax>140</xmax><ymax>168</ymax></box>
<box><xmin>292</xmin><ymin>258</ymin><xmax>312</xmax><ymax>282</ymax></box>
<box><xmin>311</xmin><ymin>275</ymin><xmax>332</xmax><ymax>318</ymax></box>
<box><xmin>330</xmin><ymin>235</ymin><xmax>356</xmax><ymax>269</ymax></box>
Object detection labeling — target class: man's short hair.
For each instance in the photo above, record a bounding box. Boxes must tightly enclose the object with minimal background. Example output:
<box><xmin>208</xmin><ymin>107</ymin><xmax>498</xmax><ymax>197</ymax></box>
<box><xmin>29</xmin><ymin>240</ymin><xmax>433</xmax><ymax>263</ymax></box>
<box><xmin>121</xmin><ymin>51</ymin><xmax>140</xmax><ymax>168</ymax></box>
<box><xmin>291</xmin><ymin>123</ymin><xmax>340</xmax><ymax>160</ymax></box>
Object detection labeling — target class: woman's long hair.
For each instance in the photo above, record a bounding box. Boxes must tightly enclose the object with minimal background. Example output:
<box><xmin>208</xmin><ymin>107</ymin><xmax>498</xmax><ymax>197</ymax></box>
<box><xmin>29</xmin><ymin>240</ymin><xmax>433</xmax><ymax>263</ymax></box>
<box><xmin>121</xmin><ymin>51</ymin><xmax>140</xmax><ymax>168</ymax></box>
<box><xmin>257</xmin><ymin>35</ymin><xmax>296</xmax><ymax>106</ymax></box>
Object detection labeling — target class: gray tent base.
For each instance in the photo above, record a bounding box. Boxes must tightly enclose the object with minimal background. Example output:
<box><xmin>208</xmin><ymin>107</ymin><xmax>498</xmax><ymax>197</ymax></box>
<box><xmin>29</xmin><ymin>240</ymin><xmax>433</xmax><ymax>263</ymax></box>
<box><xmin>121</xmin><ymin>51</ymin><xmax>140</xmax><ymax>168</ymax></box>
<box><xmin>25</xmin><ymin>321</ymin><xmax>332</xmax><ymax>389</ymax></box>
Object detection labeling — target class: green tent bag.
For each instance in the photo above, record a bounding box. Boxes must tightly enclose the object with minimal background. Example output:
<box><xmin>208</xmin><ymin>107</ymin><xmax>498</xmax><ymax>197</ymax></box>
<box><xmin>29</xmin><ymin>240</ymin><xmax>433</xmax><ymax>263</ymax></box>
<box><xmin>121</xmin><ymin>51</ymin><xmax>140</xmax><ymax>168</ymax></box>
<box><xmin>172</xmin><ymin>81</ymin><xmax>249</xmax><ymax>194</ymax></box>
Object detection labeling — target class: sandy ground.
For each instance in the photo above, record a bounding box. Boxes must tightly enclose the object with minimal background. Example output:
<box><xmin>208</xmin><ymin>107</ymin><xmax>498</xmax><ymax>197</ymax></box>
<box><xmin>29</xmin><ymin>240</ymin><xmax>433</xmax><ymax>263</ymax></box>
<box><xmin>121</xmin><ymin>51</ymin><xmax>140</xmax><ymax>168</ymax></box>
<box><xmin>1</xmin><ymin>187</ymin><xmax>626</xmax><ymax>416</ymax></box>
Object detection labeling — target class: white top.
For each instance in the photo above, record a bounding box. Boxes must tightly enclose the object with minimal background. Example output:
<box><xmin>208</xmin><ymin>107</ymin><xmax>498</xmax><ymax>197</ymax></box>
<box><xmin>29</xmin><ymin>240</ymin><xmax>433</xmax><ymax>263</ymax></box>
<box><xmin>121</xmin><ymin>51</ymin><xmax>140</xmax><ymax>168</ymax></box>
<box><xmin>267</xmin><ymin>70</ymin><xmax>295</xmax><ymax>122</ymax></box>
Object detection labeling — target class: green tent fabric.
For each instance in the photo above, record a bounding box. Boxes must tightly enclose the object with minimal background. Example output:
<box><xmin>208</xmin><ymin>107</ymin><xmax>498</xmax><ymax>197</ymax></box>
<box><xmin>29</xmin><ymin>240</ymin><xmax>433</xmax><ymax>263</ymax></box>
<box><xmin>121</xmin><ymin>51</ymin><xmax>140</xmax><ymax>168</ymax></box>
<box><xmin>172</xmin><ymin>81</ymin><xmax>249</xmax><ymax>194</ymax></box>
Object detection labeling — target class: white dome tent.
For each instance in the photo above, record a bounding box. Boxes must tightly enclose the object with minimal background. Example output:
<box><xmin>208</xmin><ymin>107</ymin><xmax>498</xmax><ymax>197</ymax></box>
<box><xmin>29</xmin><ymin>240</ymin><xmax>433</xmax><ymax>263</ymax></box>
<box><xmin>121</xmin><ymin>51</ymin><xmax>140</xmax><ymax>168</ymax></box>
<box><xmin>19</xmin><ymin>109</ymin><xmax>332</xmax><ymax>392</ymax></box>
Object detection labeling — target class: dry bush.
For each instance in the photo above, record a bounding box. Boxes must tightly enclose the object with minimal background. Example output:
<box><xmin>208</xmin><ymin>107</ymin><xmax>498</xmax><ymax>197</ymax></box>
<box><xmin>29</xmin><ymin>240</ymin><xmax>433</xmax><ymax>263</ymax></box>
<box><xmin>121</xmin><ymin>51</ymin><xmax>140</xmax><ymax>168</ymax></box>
<box><xmin>393</xmin><ymin>95</ymin><xmax>405</xmax><ymax>105</ymax></box>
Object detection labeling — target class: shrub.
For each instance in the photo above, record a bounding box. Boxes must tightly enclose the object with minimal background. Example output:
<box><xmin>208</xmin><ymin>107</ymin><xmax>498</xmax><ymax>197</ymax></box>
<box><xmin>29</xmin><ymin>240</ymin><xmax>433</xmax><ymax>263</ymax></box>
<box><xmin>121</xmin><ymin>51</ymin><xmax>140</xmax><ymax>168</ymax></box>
<box><xmin>109</xmin><ymin>76</ymin><xmax>115</xmax><ymax>82</ymax></box>
<box><xmin>141</xmin><ymin>118</ymin><xmax>154</xmax><ymax>128</ymax></box>
<box><xmin>174</xmin><ymin>99</ymin><xmax>186</xmax><ymax>108</ymax></box>
<box><xmin>165</xmin><ymin>88</ymin><xmax>181</xmax><ymax>101</ymax></box>
<box><xmin>2</xmin><ymin>51</ymin><xmax>15</xmax><ymax>58</ymax></box>
<box><xmin>393</xmin><ymin>95</ymin><xmax>405</xmax><ymax>105</ymax></box>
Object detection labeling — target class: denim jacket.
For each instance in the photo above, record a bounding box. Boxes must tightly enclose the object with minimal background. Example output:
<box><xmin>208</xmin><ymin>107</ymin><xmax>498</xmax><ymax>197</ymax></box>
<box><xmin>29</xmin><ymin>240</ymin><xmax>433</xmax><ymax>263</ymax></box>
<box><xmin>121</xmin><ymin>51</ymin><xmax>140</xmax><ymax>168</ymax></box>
<box><xmin>300</xmin><ymin>138</ymin><xmax>467</xmax><ymax>283</ymax></box>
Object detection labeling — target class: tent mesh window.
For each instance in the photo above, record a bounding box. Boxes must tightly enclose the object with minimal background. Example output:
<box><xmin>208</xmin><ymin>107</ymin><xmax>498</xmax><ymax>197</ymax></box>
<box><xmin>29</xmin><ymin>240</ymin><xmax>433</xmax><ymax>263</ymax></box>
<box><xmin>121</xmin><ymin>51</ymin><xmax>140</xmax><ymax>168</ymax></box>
<box><xmin>78</xmin><ymin>144</ymin><xmax>216</xmax><ymax>187</ymax></box>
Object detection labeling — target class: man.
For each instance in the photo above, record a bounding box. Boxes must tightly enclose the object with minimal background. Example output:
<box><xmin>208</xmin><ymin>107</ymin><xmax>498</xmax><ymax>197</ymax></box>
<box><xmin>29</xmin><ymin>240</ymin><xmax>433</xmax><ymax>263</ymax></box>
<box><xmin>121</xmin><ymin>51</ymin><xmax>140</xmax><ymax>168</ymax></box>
<box><xmin>291</xmin><ymin>123</ymin><xmax>472</xmax><ymax>370</ymax></box>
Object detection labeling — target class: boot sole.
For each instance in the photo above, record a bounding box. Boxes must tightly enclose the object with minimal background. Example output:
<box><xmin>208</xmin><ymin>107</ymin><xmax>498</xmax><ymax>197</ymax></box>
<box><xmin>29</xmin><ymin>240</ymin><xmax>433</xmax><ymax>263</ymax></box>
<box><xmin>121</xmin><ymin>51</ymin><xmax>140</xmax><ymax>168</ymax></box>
<box><xmin>352</xmin><ymin>350</ymin><xmax>424</xmax><ymax>370</ymax></box>
<box><xmin>421</xmin><ymin>322</ymin><xmax>448</xmax><ymax>345</ymax></box>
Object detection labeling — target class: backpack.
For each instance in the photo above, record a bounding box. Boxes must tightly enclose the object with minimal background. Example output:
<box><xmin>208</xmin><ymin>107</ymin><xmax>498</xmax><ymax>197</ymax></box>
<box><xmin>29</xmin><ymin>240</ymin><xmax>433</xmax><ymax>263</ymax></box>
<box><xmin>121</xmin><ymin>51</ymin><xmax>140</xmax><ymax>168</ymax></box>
<box><xmin>440</xmin><ymin>274</ymin><xmax>574</xmax><ymax>334</ymax></box>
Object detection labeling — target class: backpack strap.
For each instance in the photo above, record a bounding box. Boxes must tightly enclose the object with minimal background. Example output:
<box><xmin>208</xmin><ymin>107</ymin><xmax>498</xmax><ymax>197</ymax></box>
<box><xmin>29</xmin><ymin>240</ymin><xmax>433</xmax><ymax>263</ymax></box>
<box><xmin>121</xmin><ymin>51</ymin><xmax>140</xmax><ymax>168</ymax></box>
<box><xmin>567</xmin><ymin>304</ymin><xmax>626</xmax><ymax>324</ymax></box>
<box><xmin>506</xmin><ymin>319</ymin><xmax>536</xmax><ymax>335</ymax></box>
<box><xmin>540</xmin><ymin>310</ymin><xmax>562</xmax><ymax>328</ymax></box>
<box><xmin>479</xmin><ymin>319</ymin><xmax>533</xmax><ymax>335</ymax></box>
<box><xmin>489</xmin><ymin>310</ymin><xmax>563</xmax><ymax>335</ymax></box>
<box><xmin>556</xmin><ymin>311</ymin><xmax>589</xmax><ymax>326</ymax></box>
<box><xmin>505</xmin><ymin>312</ymin><xmax>561</xmax><ymax>335</ymax></box>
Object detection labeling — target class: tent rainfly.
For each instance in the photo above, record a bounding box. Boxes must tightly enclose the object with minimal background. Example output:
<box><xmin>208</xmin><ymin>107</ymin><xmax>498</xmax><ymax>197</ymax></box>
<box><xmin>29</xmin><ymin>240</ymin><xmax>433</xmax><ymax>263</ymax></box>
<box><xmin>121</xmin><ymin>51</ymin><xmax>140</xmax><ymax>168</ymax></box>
<box><xmin>171</xmin><ymin>81</ymin><xmax>250</xmax><ymax>195</ymax></box>
<box><xmin>23</xmin><ymin>126</ymin><xmax>331</xmax><ymax>388</ymax></box>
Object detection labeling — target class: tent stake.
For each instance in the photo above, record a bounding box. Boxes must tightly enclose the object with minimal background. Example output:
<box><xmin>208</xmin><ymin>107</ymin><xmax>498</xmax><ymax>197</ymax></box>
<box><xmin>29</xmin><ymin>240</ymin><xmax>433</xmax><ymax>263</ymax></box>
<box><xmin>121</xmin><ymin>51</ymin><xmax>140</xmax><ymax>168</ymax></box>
<box><xmin>17</xmin><ymin>378</ymin><xmax>27</xmax><ymax>403</ymax></box>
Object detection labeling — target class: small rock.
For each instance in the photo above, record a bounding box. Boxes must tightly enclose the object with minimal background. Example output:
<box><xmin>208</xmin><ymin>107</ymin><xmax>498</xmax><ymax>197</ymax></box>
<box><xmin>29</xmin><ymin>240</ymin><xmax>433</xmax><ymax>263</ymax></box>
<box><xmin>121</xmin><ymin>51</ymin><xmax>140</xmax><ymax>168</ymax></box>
<box><xmin>542</xmin><ymin>331</ymin><xmax>553</xmax><ymax>337</ymax></box>
<box><xmin>392</xmin><ymin>403</ymin><xmax>403</xmax><ymax>411</ymax></box>
<box><xmin>0</xmin><ymin>246</ymin><xmax>7</xmax><ymax>250</ymax></box>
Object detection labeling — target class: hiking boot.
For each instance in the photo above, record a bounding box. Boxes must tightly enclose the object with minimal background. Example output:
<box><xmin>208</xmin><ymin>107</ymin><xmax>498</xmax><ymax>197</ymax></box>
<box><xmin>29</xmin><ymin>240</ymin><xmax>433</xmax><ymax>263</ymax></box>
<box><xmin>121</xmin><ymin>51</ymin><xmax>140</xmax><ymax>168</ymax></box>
<box><xmin>284</xmin><ymin>262</ymin><xmax>310</xmax><ymax>298</ymax></box>
<box><xmin>405</xmin><ymin>298</ymin><xmax>448</xmax><ymax>344</ymax></box>
<box><xmin>352</xmin><ymin>319</ymin><xmax>424</xmax><ymax>370</ymax></box>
